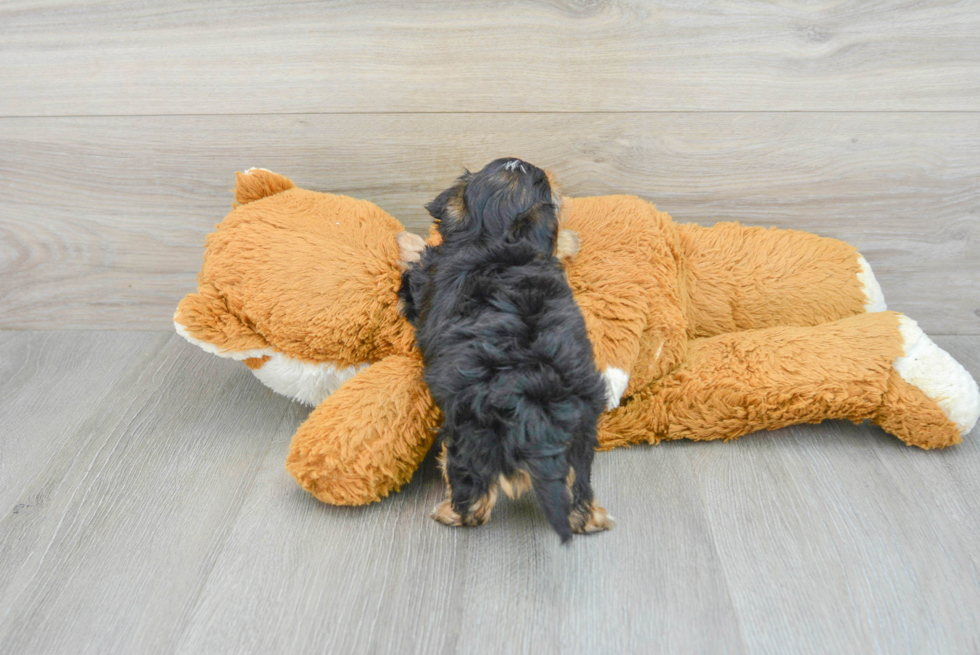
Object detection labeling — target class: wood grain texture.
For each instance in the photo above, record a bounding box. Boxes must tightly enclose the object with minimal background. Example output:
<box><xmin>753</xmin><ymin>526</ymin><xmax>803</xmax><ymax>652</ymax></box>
<box><xmin>174</xmin><ymin>438</ymin><xmax>744</xmax><ymax>655</ymax></box>
<box><xmin>2</xmin><ymin>0</ymin><xmax>980</xmax><ymax>115</ymax></box>
<box><xmin>0</xmin><ymin>332</ymin><xmax>164</xmax><ymax>514</ymax></box>
<box><xmin>0</xmin><ymin>331</ymin><xmax>978</xmax><ymax>653</ymax></box>
<box><xmin>1</xmin><ymin>112</ymin><xmax>977</xmax><ymax>333</ymax></box>
<box><xmin>0</xmin><ymin>332</ymin><xmax>304</xmax><ymax>654</ymax></box>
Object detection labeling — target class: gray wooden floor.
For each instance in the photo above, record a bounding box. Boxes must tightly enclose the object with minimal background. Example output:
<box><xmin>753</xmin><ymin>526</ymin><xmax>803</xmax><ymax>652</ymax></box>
<box><xmin>1</xmin><ymin>332</ymin><xmax>979</xmax><ymax>654</ymax></box>
<box><xmin>3</xmin><ymin>1</ymin><xmax>980</xmax><ymax>653</ymax></box>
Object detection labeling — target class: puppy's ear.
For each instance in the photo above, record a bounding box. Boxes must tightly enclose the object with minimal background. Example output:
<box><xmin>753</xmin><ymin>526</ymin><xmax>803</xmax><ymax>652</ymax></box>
<box><xmin>426</xmin><ymin>171</ymin><xmax>472</xmax><ymax>238</ymax></box>
<box><xmin>425</xmin><ymin>184</ymin><xmax>464</xmax><ymax>223</ymax></box>
<box><xmin>507</xmin><ymin>203</ymin><xmax>558</xmax><ymax>256</ymax></box>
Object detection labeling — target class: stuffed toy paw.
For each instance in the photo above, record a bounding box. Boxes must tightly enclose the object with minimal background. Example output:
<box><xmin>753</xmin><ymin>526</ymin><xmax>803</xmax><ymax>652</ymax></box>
<box><xmin>175</xmin><ymin>168</ymin><xmax>980</xmax><ymax>505</ymax></box>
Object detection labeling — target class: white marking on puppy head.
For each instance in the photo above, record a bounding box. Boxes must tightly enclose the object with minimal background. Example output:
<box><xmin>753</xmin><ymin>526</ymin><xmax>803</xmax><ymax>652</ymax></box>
<box><xmin>504</xmin><ymin>159</ymin><xmax>526</xmax><ymax>173</ymax></box>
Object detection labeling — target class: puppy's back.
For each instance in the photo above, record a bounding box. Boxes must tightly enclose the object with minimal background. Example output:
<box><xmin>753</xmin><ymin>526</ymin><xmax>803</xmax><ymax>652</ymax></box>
<box><xmin>421</xmin><ymin>250</ymin><xmax>606</xmax><ymax>541</ymax></box>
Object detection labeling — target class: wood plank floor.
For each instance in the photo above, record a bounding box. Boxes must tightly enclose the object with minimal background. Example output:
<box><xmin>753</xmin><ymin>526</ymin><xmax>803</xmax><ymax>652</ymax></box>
<box><xmin>0</xmin><ymin>331</ymin><xmax>978</xmax><ymax>654</ymax></box>
<box><xmin>3</xmin><ymin>1</ymin><xmax>979</xmax><ymax>115</ymax></box>
<box><xmin>2</xmin><ymin>112</ymin><xmax>978</xmax><ymax>333</ymax></box>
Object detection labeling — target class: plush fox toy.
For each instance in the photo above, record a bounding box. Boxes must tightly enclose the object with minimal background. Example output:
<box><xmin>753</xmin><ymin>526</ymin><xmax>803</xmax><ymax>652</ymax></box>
<box><xmin>175</xmin><ymin>169</ymin><xmax>980</xmax><ymax>506</ymax></box>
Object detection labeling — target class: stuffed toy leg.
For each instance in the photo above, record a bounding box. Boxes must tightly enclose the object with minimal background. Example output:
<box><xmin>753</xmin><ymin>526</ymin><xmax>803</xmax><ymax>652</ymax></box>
<box><xmin>286</xmin><ymin>354</ymin><xmax>437</xmax><ymax>505</ymax></box>
<box><xmin>599</xmin><ymin>311</ymin><xmax>968</xmax><ymax>451</ymax></box>
<box><xmin>580</xmin><ymin>202</ymin><xmax>976</xmax><ymax>450</ymax></box>
<box><xmin>175</xmin><ymin>170</ymin><xmax>979</xmax><ymax>506</ymax></box>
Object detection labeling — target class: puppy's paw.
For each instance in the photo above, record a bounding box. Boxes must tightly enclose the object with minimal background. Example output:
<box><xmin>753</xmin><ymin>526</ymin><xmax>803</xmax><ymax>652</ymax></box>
<box><xmin>396</xmin><ymin>231</ymin><xmax>426</xmax><ymax>270</ymax></box>
<box><xmin>571</xmin><ymin>502</ymin><xmax>616</xmax><ymax>534</ymax></box>
<box><xmin>601</xmin><ymin>366</ymin><xmax>630</xmax><ymax>410</ymax></box>
<box><xmin>556</xmin><ymin>229</ymin><xmax>581</xmax><ymax>262</ymax></box>
<box><xmin>430</xmin><ymin>499</ymin><xmax>463</xmax><ymax>527</ymax></box>
<box><xmin>461</xmin><ymin>488</ymin><xmax>498</xmax><ymax>526</ymax></box>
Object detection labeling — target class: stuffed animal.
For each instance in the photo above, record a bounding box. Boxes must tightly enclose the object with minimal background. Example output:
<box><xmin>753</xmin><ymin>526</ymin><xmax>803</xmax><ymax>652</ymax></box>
<box><xmin>175</xmin><ymin>168</ymin><xmax>980</xmax><ymax>506</ymax></box>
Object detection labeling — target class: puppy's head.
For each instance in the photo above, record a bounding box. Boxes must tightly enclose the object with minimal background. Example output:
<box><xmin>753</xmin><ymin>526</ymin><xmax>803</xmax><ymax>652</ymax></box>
<box><xmin>427</xmin><ymin>158</ymin><xmax>562</xmax><ymax>256</ymax></box>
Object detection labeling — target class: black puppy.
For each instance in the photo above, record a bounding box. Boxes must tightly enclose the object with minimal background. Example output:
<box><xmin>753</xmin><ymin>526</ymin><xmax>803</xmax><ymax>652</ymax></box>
<box><xmin>399</xmin><ymin>158</ymin><xmax>613</xmax><ymax>543</ymax></box>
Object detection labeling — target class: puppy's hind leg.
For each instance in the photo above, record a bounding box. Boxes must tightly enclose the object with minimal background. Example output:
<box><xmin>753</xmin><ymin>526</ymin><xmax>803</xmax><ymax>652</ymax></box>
<box><xmin>430</xmin><ymin>441</ymin><xmax>499</xmax><ymax>528</ymax></box>
<box><xmin>566</xmin><ymin>426</ymin><xmax>615</xmax><ymax>535</ymax></box>
<box><xmin>460</xmin><ymin>482</ymin><xmax>499</xmax><ymax>527</ymax></box>
<box><xmin>431</xmin><ymin>442</ymin><xmax>464</xmax><ymax>526</ymax></box>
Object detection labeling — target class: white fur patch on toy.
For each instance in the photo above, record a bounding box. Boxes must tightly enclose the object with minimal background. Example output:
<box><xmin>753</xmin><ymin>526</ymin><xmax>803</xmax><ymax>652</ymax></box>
<box><xmin>175</xmin><ymin>316</ymin><xmax>367</xmax><ymax>406</ymax></box>
<box><xmin>857</xmin><ymin>255</ymin><xmax>887</xmax><ymax>312</ymax></box>
<box><xmin>602</xmin><ymin>366</ymin><xmax>630</xmax><ymax>411</ymax></box>
<box><xmin>173</xmin><ymin>318</ymin><xmax>271</xmax><ymax>360</ymax></box>
<box><xmin>249</xmin><ymin>354</ymin><xmax>369</xmax><ymax>407</ymax></box>
<box><xmin>895</xmin><ymin>315</ymin><xmax>980</xmax><ymax>434</ymax></box>
<box><xmin>244</xmin><ymin>167</ymin><xmax>273</xmax><ymax>174</ymax></box>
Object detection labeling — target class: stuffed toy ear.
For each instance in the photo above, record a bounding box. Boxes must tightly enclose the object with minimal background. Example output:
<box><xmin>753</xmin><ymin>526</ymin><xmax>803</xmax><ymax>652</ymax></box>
<box><xmin>286</xmin><ymin>353</ymin><xmax>440</xmax><ymax>505</ymax></box>
<box><xmin>174</xmin><ymin>282</ymin><xmax>270</xmax><ymax>357</ymax></box>
<box><xmin>233</xmin><ymin>168</ymin><xmax>295</xmax><ymax>206</ymax></box>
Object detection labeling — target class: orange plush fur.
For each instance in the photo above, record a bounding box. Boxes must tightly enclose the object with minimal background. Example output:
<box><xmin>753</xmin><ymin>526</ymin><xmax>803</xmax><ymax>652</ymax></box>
<box><xmin>175</xmin><ymin>169</ymin><xmax>977</xmax><ymax>505</ymax></box>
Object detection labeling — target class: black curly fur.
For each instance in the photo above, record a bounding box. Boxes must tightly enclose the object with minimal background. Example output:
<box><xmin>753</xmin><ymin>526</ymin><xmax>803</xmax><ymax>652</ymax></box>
<box><xmin>399</xmin><ymin>158</ymin><xmax>606</xmax><ymax>543</ymax></box>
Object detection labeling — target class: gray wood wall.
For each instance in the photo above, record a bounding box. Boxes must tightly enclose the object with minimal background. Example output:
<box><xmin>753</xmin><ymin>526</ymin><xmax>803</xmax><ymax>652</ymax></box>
<box><xmin>2</xmin><ymin>1</ymin><xmax>978</xmax><ymax>334</ymax></box>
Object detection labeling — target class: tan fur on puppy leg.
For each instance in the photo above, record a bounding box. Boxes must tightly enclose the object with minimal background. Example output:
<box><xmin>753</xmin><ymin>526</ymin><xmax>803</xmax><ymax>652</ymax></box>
<box><xmin>499</xmin><ymin>469</ymin><xmax>533</xmax><ymax>499</ymax></box>
<box><xmin>463</xmin><ymin>485</ymin><xmax>499</xmax><ymax>526</ymax></box>
<box><xmin>433</xmin><ymin>443</ymin><xmax>497</xmax><ymax>527</ymax></box>
<box><xmin>570</xmin><ymin>502</ymin><xmax>616</xmax><ymax>534</ymax></box>
<box><xmin>436</xmin><ymin>443</ymin><xmax>450</xmax><ymax>481</ymax></box>
<box><xmin>431</xmin><ymin>488</ymin><xmax>498</xmax><ymax>527</ymax></box>
<box><xmin>431</xmin><ymin>498</ymin><xmax>463</xmax><ymax>526</ymax></box>
<box><xmin>396</xmin><ymin>231</ymin><xmax>426</xmax><ymax>270</ymax></box>
<box><xmin>556</xmin><ymin>229</ymin><xmax>581</xmax><ymax>262</ymax></box>
<box><xmin>432</xmin><ymin>444</ymin><xmax>460</xmax><ymax>526</ymax></box>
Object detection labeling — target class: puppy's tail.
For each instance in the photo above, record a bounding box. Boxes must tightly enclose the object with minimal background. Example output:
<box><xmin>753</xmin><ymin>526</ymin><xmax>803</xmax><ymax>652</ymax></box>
<box><xmin>526</xmin><ymin>459</ymin><xmax>573</xmax><ymax>544</ymax></box>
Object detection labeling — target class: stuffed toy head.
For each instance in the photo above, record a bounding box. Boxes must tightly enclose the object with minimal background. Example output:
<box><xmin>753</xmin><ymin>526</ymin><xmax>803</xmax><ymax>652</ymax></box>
<box><xmin>175</xmin><ymin>169</ymin><xmax>424</xmax><ymax>406</ymax></box>
<box><xmin>176</xmin><ymin>169</ymin><xmax>440</xmax><ymax>505</ymax></box>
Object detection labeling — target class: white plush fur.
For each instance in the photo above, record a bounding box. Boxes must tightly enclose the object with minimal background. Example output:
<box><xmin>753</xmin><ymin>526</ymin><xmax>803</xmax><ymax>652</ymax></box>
<box><xmin>602</xmin><ymin>366</ymin><xmax>630</xmax><ymax>411</ymax></box>
<box><xmin>895</xmin><ymin>315</ymin><xmax>980</xmax><ymax>435</ymax></box>
<box><xmin>174</xmin><ymin>316</ymin><xmax>367</xmax><ymax>406</ymax></box>
<box><xmin>249</xmin><ymin>354</ymin><xmax>369</xmax><ymax>407</ymax></box>
<box><xmin>857</xmin><ymin>255</ymin><xmax>887</xmax><ymax>313</ymax></box>
<box><xmin>173</xmin><ymin>317</ymin><xmax>272</xmax><ymax>361</ymax></box>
